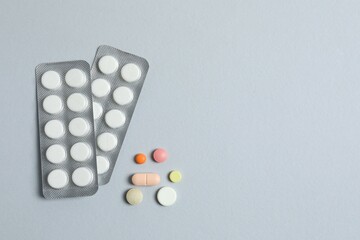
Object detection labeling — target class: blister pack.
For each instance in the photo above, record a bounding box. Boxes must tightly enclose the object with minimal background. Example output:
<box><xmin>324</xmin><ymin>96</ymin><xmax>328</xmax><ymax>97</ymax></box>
<box><xmin>36</xmin><ymin>60</ymin><xmax>98</xmax><ymax>199</ymax></box>
<box><xmin>90</xmin><ymin>45</ymin><xmax>149</xmax><ymax>185</ymax></box>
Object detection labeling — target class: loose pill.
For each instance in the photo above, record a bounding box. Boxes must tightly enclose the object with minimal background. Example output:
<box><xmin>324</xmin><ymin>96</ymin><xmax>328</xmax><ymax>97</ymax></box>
<box><xmin>113</xmin><ymin>86</ymin><xmax>133</xmax><ymax>105</ymax></box>
<box><xmin>97</xmin><ymin>132</ymin><xmax>118</xmax><ymax>152</ymax></box>
<box><xmin>72</xmin><ymin>167</ymin><xmax>94</xmax><ymax>187</ymax></box>
<box><xmin>132</xmin><ymin>173</ymin><xmax>160</xmax><ymax>186</ymax></box>
<box><xmin>46</xmin><ymin>144</ymin><xmax>66</xmax><ymax>164</ymax></box>
<box><xmin>96</xmin><ymin>156</ymin><xmax>110</xmax><ymax>174</ymax></box>
<box><xmin>68</xmin><ymin>117</ymin><xmax>90</xmax><ymax>137</ymax></box>
<box><xmin>93</xmin><ymin>102</ymin><xmax>103</xmax><ymax>120</ymax></box>
<box><xmin>152</xmin><ymin>148</ymin><xmax>168</xmax><ymax>163</ymax></box>
<box><xmin>121</xmin><ymin>63</ymin><xmax>141</xmax><ymax>82</ymax></box>
<box><xmin>43</xmin><ymin>95</ymin><xmax>63</xmax><ymax>114</ymax></box>
<box><xmin>126</xmin><ymin>188</ymin><xmax>143</xmax><ymax>205</ymax></box>
<box><xmin>98</xmin><ymin>55</ymin><xmax>119</xmax><ymax>74</ymax></box>
<box><xmin>91</xmin><ymin>78</ymin><xmax>111</xmax><ymax>97</ymax></box>
<box><xmin>70</xmin><ymin>142</ymin><xmax>91</xmax><ymax>162</ymax></box>
<box><xmin>41</xmin><ymin>71</ymin><xmax>61</xmax><ymax>90</ymax></box>
<box><xmin>65</xmin><ymin>68</ymin><xmax>86</xmax><ymax>88</ymax></box>
<box><xmin>67</xmin><ymin>93</ymin><xmax>88</xmax><ymax>112</ymax></box>
<box><xmin>105</xmin><ymin>109</ymin><xmax>126</xmax><ymax>128</ymax></box>
<box><xmin>169</xmin><ymin>170</ymin><xmax>182</xmax><ymax>183</ymax></box>
<box><xmin>47</xmin><ymin>169</ymin><xmax>69</xmax><ymax>189</ymax></box>
<box><xmin>157</xmin><ymin>187</ymin><xmax>177</xmax><ymax>206</ymax></box>
<box><xmin>134</xmin><ymin>153</ymin><xmax>146</xmax><ymax>164</ymax></box>
<box><xmin>44</xmin><ymin>120</ymin><xmax>65</xmax><ymax>139</ymax></box>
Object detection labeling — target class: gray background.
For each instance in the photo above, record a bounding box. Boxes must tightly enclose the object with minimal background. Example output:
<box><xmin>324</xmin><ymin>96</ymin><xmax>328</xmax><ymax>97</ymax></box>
<box><xmin>0</xmin><ymin>0</ymin><xmax>360</xmax><ymax>239</ymax></box>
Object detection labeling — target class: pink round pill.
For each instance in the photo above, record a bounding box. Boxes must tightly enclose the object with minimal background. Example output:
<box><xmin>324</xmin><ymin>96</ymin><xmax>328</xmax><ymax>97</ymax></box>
<box><xmin>152</xmin><ymin>148</ymin><xmax>168</xmax><ymax>163</ymax></box>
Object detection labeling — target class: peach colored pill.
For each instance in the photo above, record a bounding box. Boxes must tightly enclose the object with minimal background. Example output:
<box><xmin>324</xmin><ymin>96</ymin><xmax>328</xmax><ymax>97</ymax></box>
<box><xmin>152</xmin><ymin>148</ymin><xmax>168</xmax><ymax>163</ymax></box>
<box><xmin>132</xmin><ymin>173</ymin><xmax>160</xmax><ymax>186</ymax></box>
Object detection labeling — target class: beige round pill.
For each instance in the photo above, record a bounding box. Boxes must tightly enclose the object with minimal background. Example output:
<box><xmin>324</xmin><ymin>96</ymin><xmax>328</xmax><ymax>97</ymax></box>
<box><xmin>126</xmin><ymin>188</ymin><xmax>143</xmax><ymax>205</ymax></box>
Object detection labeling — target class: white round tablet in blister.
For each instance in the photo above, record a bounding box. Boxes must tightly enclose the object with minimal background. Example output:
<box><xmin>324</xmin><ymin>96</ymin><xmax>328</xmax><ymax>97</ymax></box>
<box><xmin>157</xmin><ymin>187</ymin><xmax>177</xmax><ymax>206</ymax></box>
<box><xmin>41</xmin><ymin>71</ymin><xmax>61</xmax><ymax>89</ymax></box>
<box><xmin>121</xmin><ymin>63</ymin><xmax>141</xmax><ymax>82</ymax></box>
<box><xmin>72</xmin><ymin>167</ymin><xmax>94</xmax><ymax>187</ymax></box>
<box><xmin>43</xmin><ymin>95</ymin><xmax>63</xmax><ymax>114</ymax></box>
<box><xmin>67</xmin><ymin>93</ymin><xmax>88</xmax><ymax>112</ymax></box>
<box><xmin>65</xmin><ymin>68</ymin><xmax>87</xmax><ymax>88</ymax></box>
<box><xmin>105</xmin><ymin>109</ymin><xmax>126</xmax><ymax>128</ymax></box>
<box><xmin>46</xmin><ymin>144</ymin><xmax>66</xmax><ymax>164</ymax></box>
<box><xmin>93</xmin><ymin>102</ymin><xmax>103</xmax><ymax>120</ymax></box>
<box><xmin>91</xmin><ymin>78</ymin><xmax>111</xmax><ymax>97</ymax></box>
<box><xmin>113</xmin><ymin>87</ymin><xmax>134</xmax><ymax>105</ymax></box>
<box><xmin>70</xmin><ymin>142</ymin><xmax>91</xmax><ymax>162</ymax></box>
<box><xmin>98</xmin><ymin>56</ymin><xmax>119</xmax><ymax>75</ymax></box>
<box><xmin>47</xmin><ymin>169</ymin><xmax>69</xmax><ymax>189</ymax></box>
<box><xmin>44</xmin><ymin>120</ymin><xmax>65</xmax><ymax>139</ymax></box>
<box><xmin>68</xmin><ymin>118</ymin><xmax>90</xmax><ymax>137</ymax></box>
<box><xmin>97</xmin><ymin>132</ymin><xmax>118</xmax><ymax>152</ymax></box>
<box><xmin>96</xmin><ymin>156</ymin><xmax>110</xmax><ymax>174</ymax></box>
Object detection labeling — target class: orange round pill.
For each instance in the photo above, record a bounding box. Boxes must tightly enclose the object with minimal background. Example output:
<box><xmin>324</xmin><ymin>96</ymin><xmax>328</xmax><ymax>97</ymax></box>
<box><xmin>134</xmin><ymin>153</ymin><xmax>146</xmax><ymax>164</ymax></box>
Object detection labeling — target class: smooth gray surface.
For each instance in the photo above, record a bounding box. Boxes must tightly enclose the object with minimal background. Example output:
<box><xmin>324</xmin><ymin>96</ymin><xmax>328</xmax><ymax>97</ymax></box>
<box><xmin>1</xmin><ymin>1</ymin><xmax>360</xmax><ymax>239</ymax></box>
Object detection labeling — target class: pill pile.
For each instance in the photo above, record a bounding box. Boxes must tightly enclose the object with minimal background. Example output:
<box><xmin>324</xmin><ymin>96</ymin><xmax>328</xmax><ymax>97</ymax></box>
<box><xmin>36</xmin><ymin>46</ymin><xmax>149</xmax><ymax>199</ymax></box>
<box><xmin>126</xmin><ymin>148</ymin><xmax>182</xmax><ymax>206</ymax></box>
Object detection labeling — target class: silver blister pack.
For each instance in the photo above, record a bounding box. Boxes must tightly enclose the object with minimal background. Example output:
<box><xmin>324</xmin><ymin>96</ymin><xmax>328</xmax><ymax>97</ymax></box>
<box><xmin>36</xmin><ymin>60</ymin><xmax>98</xmax><ymax>199</ymax></box>
<box><xmin>90</xmin><ymin>45</ymin><xmax>149</xmax><ymax>185</ymax></box>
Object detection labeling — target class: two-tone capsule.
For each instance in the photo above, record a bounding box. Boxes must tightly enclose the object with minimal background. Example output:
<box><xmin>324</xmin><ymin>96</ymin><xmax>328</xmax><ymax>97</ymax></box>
<box><xmin>132</xmin><ymin>173</ymin><xmax>160</xmax><ymax>186</ymax></box>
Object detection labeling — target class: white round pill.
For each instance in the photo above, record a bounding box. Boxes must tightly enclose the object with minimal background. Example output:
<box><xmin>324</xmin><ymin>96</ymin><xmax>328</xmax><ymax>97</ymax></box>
<box><xmin>93</xmin><ymin>102</ymin><xmax>103</xmax><ymax>120</ymax></box>
<box><xmin>47</xmin><ymin>169</ymin><xmax>69</xmax><ymax>189</ymax></box>
<box><xmin>70</xmin><ymin>142</ymin><xmax>91</xmax><ymax>162</ymax></box>
<box><xmin>72</xmin><ymin>167</ymin><xmax>94</xmax><ymax>187</ymax></box>
<box><xmin>121</xmin><ymin>63</ymin><xmax>141</xmax><ymax>82</ymax></box>
<box><xmin>46</xmin><ymin>144</ymin><xmax>66</xmax><ymax>164</ymax></box>
<box><xmin>97</xmin><ymin>132</ymin><xmax>118</xmax><ymax>152</ymax></box>
<box><xmin>96</xmin><ymin>156</ymin><xmax>110</xmax><ymax>174</ymax></box>
<box><xmin>68</xmin><ymin>118</ymin><xmax>90</xmax><ymax>137</ymax></box>
<box><xmin>41</xmin><ymin>71</ymin><xmax>61</xmax><ymax>89</ymax></box>
<box><xmin>113</xmin><ymin>87</ymin><xmax>134</xmax><ymax>105</ymax></box>
<box><xmin>98</xmin><ymin>55</ymin><xmax>119</xmax><ymax>74</ymax></box>
<box><xmin>105</xmin><ymin>109</ymin><xmax>126</xmax><ymax>128</ymax></box>
<box><xmin>157</xmin><ymin>187</ymin><xmax>177</xmax><ymax>206</ymax></box>
<box><xmin>91</xmin><ymin>78</ymin><xmax>111</xmax><ymax>97</ymax></box>
<box><xmin>43</xmin><ymin>95</ymin><xmax>63</xmax><ymax>114</ymax></box>
<box><xmin>65</xmin><ymin>68</ymin><xmax>87</xmax><ymax>88</ymax></box>
<box><xmin>44</xmin><ymin>120</ymin><xmax>65</xmax><ymax>139</ymax></box>
<box><xmin>67</xmin><ymin>93</ymin><xmax>88</xmax><ymax>112</ymax></box>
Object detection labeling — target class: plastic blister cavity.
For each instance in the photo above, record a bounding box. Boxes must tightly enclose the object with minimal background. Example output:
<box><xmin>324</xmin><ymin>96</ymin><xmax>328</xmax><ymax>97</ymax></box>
<box><xmin>90</xmin><ymin>45</ymin><xmax>149</xmax><ymax>185</ymax></box>
<box><xmin>36</xmin><ymin>60</ymin><xmax>98</xmax><ymax>199</ymax></box>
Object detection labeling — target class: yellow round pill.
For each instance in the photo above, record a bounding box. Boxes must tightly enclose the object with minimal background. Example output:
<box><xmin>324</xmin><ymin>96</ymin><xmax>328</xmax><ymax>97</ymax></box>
<box><xmin>169</xmin><ymin>170</ymin><xmax>182</xmax><ymax>183</ymax></box>
<box><xmin>126</xmin><ymin>188</ymin><xmax>143</xmax><ymax>205</ymax></box>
